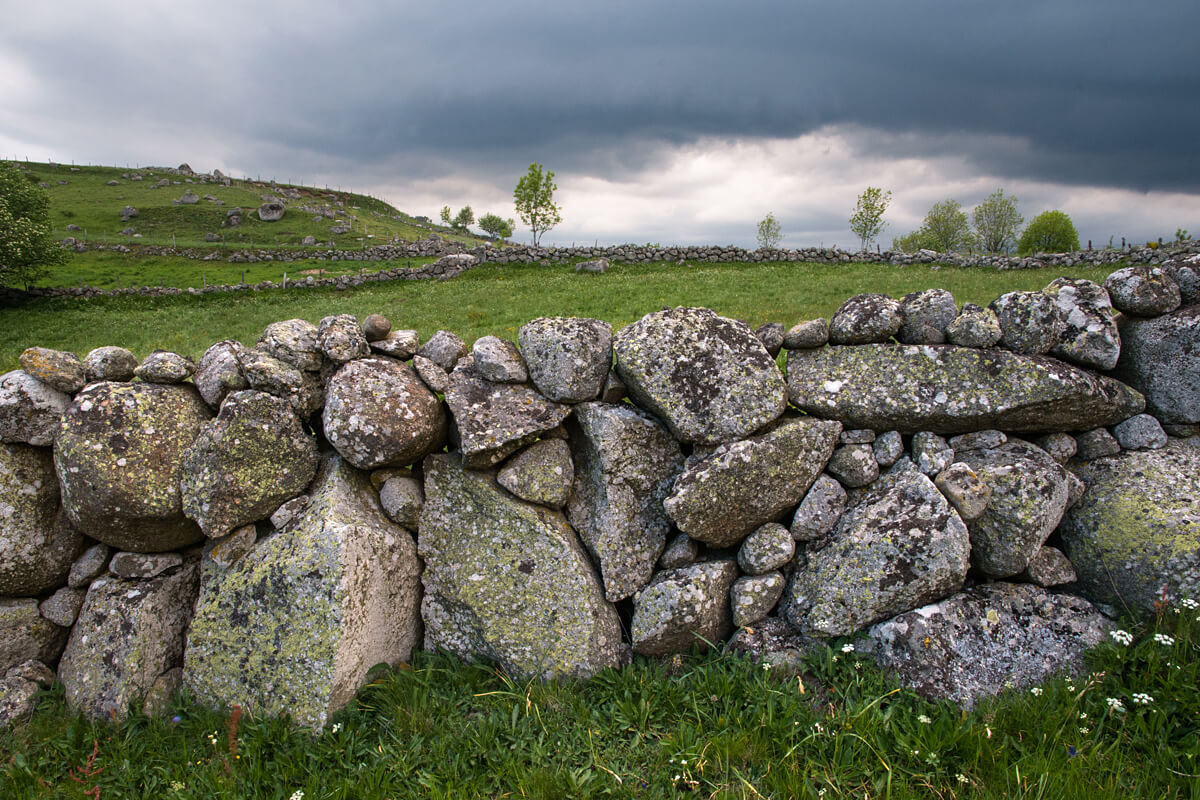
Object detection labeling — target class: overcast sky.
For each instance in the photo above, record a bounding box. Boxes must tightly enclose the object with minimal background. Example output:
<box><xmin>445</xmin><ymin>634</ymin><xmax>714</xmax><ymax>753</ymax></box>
<box><xmin>3</xmin><ymin>1</ymin><xmax>1198</xmax><ymax>248</ymax></box>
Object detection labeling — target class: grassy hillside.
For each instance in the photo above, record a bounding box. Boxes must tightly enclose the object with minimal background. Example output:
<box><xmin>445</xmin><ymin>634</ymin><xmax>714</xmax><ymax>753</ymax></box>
<box><xmin>12</xmin><ymin>160</ymin><xmax>485</xmax><ymax>250</ymax></box>
<box><xmin>0</xmin><ymin>259</ymin><xmax>1119</xmax><ymax>372</ymax></box>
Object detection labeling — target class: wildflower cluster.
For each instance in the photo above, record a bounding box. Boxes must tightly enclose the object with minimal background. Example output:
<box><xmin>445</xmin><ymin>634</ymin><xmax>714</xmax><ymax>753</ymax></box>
<box><xmin>1109</xmin><ymin>629</ymin><xmax>1134</xmax><ymax>646</ymax></box>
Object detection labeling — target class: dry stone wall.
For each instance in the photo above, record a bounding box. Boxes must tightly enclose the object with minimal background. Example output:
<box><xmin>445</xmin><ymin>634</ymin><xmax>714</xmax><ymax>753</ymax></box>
<box><xmin>2</xmin><ymin>262</ymin><xmax>1199</xmax><ymax>727</ymax></box>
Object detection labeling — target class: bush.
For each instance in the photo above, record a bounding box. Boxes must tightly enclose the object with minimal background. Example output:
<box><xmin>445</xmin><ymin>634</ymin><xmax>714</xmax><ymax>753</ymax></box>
<box><xmin>1017</xmin><ymin>210</ymin><xmax>1080</xmax><ymax>255</ymax></box>
<box><xmin>893</xmin><ymin>199</ymin><xmax>975</xmax><ymax>253</ymax></box>
<box><xmin>0</xmin><ymin>161</ymin><xmax>68</xmax><ymax>289</ymax></box>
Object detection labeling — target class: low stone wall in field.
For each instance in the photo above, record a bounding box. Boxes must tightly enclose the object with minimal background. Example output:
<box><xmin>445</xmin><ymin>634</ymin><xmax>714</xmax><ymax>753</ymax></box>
<box><xmin>14</xmin><ymin>239</ymin><xmax>1199</xmax><ymax>302</ymax></box>
<box><xmin>1</xmin><ymin>261</ymin><xmax>1198</xmax><ymax>729</ymax></box>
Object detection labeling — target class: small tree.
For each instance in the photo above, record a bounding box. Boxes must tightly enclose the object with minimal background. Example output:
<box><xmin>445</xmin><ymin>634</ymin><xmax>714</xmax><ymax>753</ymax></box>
<box><xmin>513</xmin><ymin>163</ymin><xmax>561</xmax><ymax>246</ymax></box>
<box><xmin>892</xmin><ymin>230</ymin><xmax>931</xmax><ymax>253</ymax></box>
<box><xmin>478</xmin><ymin>213</ymin><xmax>514</xmax><ymax>240</ymax></box>
<box><xmin>439</xmin><ymin>205</ymin><xmax>452</xmax><ymax>226</ymax></box>
<box><xmin>757</xmin><ymin>212</ymin><xmax>782</xmax><ymax>249</ymax></box>
<box><xmin>849</xmin><ymin>187</ymin><xmax>891</xmax><ymax>251</ymax></box>
<box><xmin>972</xmin><ymin>189</ymin><xmax>1023</xmax><ymax>254</ymax></box>
<box><xmin>0</xmin><ymin>161</ymin><xmax>68</xmax><ymax>289</ymax></box>
<box><xmin>453</xmin><ymin>205</ymin><xmax>474</xmax><ymax>231</ymax></box>
<box><xmin>910</xmin><ymin>199</ymin><xmax>976</xmax><ymax>253</ymax></box>
<box><xmin>1017</xmin><ymin>210</ymin><xmax>1080</xmax><ymax>255</ymax></box>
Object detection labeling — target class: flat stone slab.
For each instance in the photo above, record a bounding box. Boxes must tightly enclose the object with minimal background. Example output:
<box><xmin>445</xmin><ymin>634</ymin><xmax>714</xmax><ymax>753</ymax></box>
<box><xmin>786</xmin><ymin>344</ymin><xmax>1144</xmax><ymax>434</ymax></box>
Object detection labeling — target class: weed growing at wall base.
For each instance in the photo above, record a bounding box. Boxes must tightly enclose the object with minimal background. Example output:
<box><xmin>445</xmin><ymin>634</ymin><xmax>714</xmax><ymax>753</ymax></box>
<box><xmin>3</xmin><ymin>602</ymin><xmax>1197</xmax><ymax>798</ymax></box>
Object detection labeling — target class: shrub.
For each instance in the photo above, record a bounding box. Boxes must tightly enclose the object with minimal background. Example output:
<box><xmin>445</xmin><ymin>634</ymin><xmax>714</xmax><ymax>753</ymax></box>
<box><xmin>1017</xmin><ymin>210</ymin><xmax>1080</xmax><ymax>255</ymax></box>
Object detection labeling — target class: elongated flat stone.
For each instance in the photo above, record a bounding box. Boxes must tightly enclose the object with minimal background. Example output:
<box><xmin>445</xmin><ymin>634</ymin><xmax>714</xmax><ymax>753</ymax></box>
<box><xmin>786</xmin><ymin>344</ymin><xmax>1144</xmax><ymax>434</ymax></box>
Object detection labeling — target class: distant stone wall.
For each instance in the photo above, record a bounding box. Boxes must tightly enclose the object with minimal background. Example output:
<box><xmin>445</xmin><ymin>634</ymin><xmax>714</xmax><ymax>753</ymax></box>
<box><xmin>14</xmin><ymin>239</ymin><xmax>1198</xmax><ymax>302</ymax></box>
<box><xmin>2</xmin><ymin>260</ymin><xmax>1198</xmax><ymax>728</ymax></box>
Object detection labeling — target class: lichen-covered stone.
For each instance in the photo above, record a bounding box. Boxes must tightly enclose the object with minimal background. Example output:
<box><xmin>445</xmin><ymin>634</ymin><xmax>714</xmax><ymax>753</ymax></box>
<box><xmin>0</xmin><ymin>598</ymin><xmax>67</xmax><ymax>672</ymax></box>
<box><xmin>258</xmin><ymin>319</ymin><xmax>324</xmax><ymax>372</ymax></box>
<box><xmin>0</xmin><ymin>676</ymin><xmax>40</xmax><ymax>727</ymax></box>
<box><xmin>829</xmin><ymin>294</ymin><xmax>903</xmax><ymax>345</ymax></box>
<box><xmin>324</xmin><ymin>357</ymin><xmax>447</xmax><ymax>470</ymax></box>
<box><xmin>317</xmin><ymin>314</ymin><xmax>370</xmax><ymax>363</ymax></box>
<box><xmin>1018</xmin><ymin>546</ymin><xmax>1077</xmax><ymax>587</ymax></box>
<box><xmin>194</xmin><ymin>340</ymin><xmax>248</xmax><ymax>408</ymax></box>
<box><xmin>472</xmin><ymin>336</ymin><xmax>528</xmax><ymax>384</ymax></box>
<box><xmin>566</xmin><ymin>403</ymin><xmax>683</xmax><ymax>602</ymax></box>
<box><xmin>83</xmin><ymin>346</ymin><xmax>138</xmax><ymax>383</ymax></box>
<box><xmin>664</xmin><ymin>417</ymin><xmax>841</xmax><ymax>548</ymax></box>
<box><xmin>911</xmin><ymin>432</ymin><xmax>954</xmax><ymax>476</ymax></box>
<box><xmin>19</xmin><ymin>347</ymin><xmax>85</xmax><ymax>393</ymax></box>
<box><xmin>1112</xmin><ymin>413</ymin><xmax>1167</xmax><ymax>451</ymax></box>
<box><xmin>1075</xmin><ymin>428</ymin><xmax>1121</xmax><ymax>460</ymax></box>
<box><xmin>614</xmin><ymin>307</ymin><xmax>787</xmax><ymax>445</ymax></box>
<box><xmin>1163</xmin><ymin>257</ymin><xmax>1200</xmax><ymax>305</ymax></box>
<box><xmin>419</xmin><ymin>453</ymin><xmax>621</xmax><ymax>679</ymax></box>
<box><xmin>840</xmin><ymin>429</ymin><xmax>875</xmax><ymax>444</ymax></box>
<box><xmin>109</xmin><ymin>551</ymin><xmax>184</xmax><ymax>579</ymax></box>
<box><xmin>824</xmin><ymin>443</ymin><xmax>879</xmax><ymax>488</ymax></box>
<box><xmin>790</xmin><ymin>475</ymin><xmax>847</xmax><ymax>541</ymax></box>
<box><xmin>945</xmin><ymin>304</ymin><xmax>1002</xmax><ymax>348</ymax></box>
<box><xmin>780</xmin><ymin>469</ymin><xmax>970</xmax><ymax>638</ymax></box>
<box><xmin>59</xmin><ymin>565</ymin><xmax>198</xmax><ymax>720</ymax></box>
<box><xmin>989</xmin><ymin>291</ymin><xmax>1065</xmax><ymax>355</ymax></box>
<box><xmin>518</xmin><ymin>317</ymin><xmax>613</xmax><ymax>403</ymax></box>
<box><xmin>182</xmin><ymin>391</ymin><xmax>319</xmax><ymax>538</ymax></box>
<box><xmin>786</xmin><ymin>344</ymin><xmax>1144</xmax><ymax>434</ymax></box>
<box><xmin>68</xmin><ymin>543</ymin><xmax>111</xmax><ymax>588</ymax></box>
<box><xmin>867</xmin><ymin>583</ymin><xmax>1111</xmax><ymax>708</ymax></box>
<box><xmin>600</xmin><ymin>370</ymin><xmax>626</xmax><ymax>402</ymax></box>
<box><xmin>1112</xmin><ymin>305</ymin><xmax>1200</xmax><ymax>424</ymax></box>
<box><xmin>0</xmin><ymin>370</ymin><xmax>70</xmax><ymax>446</ymax></box>
<box><xmin>659</xmin><ymin>533</ymin><xmax>700</xmax><ymax>569</ymax></box>
<box><xmin>872</xmin><ymin>430</ymin><xmax>904</xmax><ymax>467</ymax></box>
<box><xmin>897</xmin><ymin>289</ymin><xmax>957</xmax><ymax>345</ymax></box>
<box><xmin>134</xmin><ymin>351</ymin><xmax>196</xmax><ymax>384</ymax></box>
<box><xmin>413</xmin><ymin>354</ymin><xmax>450</xmax><ymax>393</ymax></box>
<box><xmin>378</xmin><ymin>475</ymin><xmax>424</xmax><ymax>529</ymax></box>
<box><xmin>445</xmin><ymin>363</ymin><xmax>570</xmax><ymax>469</ymax></box>
<box><xmin>955</xmin><ymin>440</ymin><xmax>1068</xmax><ymax>577</ymax></box>
<box><xmin>727</xmin><ymin>616</ymin><xmax>823</xmax><ymax>673</ymax></box>
<box><xmin>1059</xmin><ymin>438</ymin><xmax>1200</xmax><ymax>616</ymax></box>
<box><xmin>731</xmin><ymin>572</ymin><xmax>787</xmax><ymax>628</ymax></box>
<box><xmin>370</xmin><ymin>329</ymin><xmax>420</xmax><ymax>360</ymax></box>
<box><xmin>418</xmin><ymin>330</ymin><xmax>468</xmax><ymax>371</ymax></box>
<box><xmin>947</xmin><ymin>430</ymin><xmax>1006</xmax><ymax>451</ymax></box>
<box><xmin>933</xmin><ymin>462</ymin><xmax>991</xmax><ymax>521</ymax></box>
<box><xmin>1035</xmin><ymin>432</ymin><xmax>1077</xmax><ymax>463</ymax></box>
<box><xmin>783</xmin><ymin>319</ymin><xmax>830</xmax><ymax>350</ymax></box>
<box><xmin>0</xmin><ymin>444</ymin><xmax>82</xmax><ymax>595</ymax></box>
<box><xmin>236</xmin><ymin>349</ymin><xmax>323</xmax><ymax>418</ymax></box>
<box><xmin>1104</xmin><ymin>265</ymin><xmax>1182</xmax><ymax>317</ymax></box>
<box><xmin>38</xmin><ymin>586</ymin><xmax>87</xmax><ymax>627</ymax></box>
<box><xmin>185</xmin><ymin>456</ymin><xmax>421</xmax><ymax>730</ymax></box>
<box><xmin>631</xmin><ymin>560</ymin><xmax>739</xmax><ymax>655</ymax></box>
<box><xmin>1043</xmin><ymin>278</ymin><xmax>1121</xmax><ymax>370</ymax></box>
<box><xmin>54</xmin><ymin>382</ymin><xmax>211</xmax><ymax>553</ymax></box>
<box><xmin>737</xmin><ymin>523</ymin><xmax>794</xmax><ymax>575</ymax></box>
<box><xmin>498</xmin><ymin>439</ymin><xmax>573</xmax><ymax>508</ymax></box>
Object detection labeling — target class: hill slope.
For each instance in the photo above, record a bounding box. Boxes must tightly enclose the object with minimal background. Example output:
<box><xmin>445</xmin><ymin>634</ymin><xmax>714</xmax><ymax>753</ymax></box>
<box><xmin>13</xmin><ymin>160</ymin><xmax>485</xmax><ymax>249</ymax></box>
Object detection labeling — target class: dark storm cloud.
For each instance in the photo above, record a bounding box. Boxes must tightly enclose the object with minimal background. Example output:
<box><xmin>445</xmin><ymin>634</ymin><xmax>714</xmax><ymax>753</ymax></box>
<box><xmin>5</xmin><ymin>1</ymin><xmax>1198</xmax><ymax>195</ymax></box>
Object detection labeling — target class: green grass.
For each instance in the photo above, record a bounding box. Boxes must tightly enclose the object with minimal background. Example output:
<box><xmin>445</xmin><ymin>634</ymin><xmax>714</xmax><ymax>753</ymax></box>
<box><xmin>2</xmin><ymin>602</ymin><xmax>1196</xmax><ymax>799</ymax></box>
<box><xmin>12</xmin><ymin>161</ymin><xmax>484</xmax><ymax>250</ymax></box>
<box><xmin>0</xmin><ymin>260</ymin><xmax>1119</xmax><ymax>372</ymax></box>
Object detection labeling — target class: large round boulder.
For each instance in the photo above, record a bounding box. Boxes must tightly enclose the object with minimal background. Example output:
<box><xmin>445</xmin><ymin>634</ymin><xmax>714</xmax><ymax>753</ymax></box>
<box><xmin>53</xmin><ymin>382</ymin><xmax>212</xmax><ymax>552</ymax></box>
<box><xmin>1112</xmin><ymin>305</ymin><xmax>1200</xmax><ymax>424</ymax></box>
<box><xmin>323</xmin><ymin>357</ymin><xmax>446</xmax><ymax>470</ymax></box>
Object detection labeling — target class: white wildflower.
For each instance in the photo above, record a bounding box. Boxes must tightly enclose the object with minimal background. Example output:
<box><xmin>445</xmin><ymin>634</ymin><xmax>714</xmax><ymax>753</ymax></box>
<box><xmin>1132</xmin><ymin>692</ymin><xmax>1153</xmax><ymax>705</ymax></box>
<box><xmin>1030</xmin><ymin>687</ymin><xmax>1043</xmax><ymax>697</ymax></box>
<box><xmin>1106</xmin><ymin>697</ymin><xmax>1126</xmax><ymax>713</ymax></box>
<box><xmin>1153</xmin><ymin>633</ymin><xmax>1175</xmax><ymax>647</ymax></box>
<box><xmin>841</xmin><ymin>643</ymin><xmax>855</xmax><ymax>653</ymax></box>
<box><xmin>1109</xmin><ymin>629</ymin><xmax>1134</xmax><ymax>646</ymax></box>
<box><xmin>917</xmin><ymin>714</ymin><xmax>932</xmax><ymax>724</ymax></box>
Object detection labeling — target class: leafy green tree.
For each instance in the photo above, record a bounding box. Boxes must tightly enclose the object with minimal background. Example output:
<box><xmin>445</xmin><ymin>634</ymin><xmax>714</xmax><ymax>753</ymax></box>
<box><xmin>756</xmin><ymin>212</ymin><xmax>782</xmax><ymax>249</ymax></box>
<box><xmin>439</xmin><ymin>205</ymin><xmax>452</xmax><ymax>226</ymax></box>
<box><xmin>896</xmin><ymin>199</ymin><xmax>976</xmax><ymax>253</ymax></box>
<box><xmin>1017</xmin><ymin>210</ymin><xmax>1080</xmax><ymax>255</ymax></box>
<box><xmin>972</xmin><ymin>189</ymin><xmax>1023</xmax><ymax>254</ymax></box>
<box><xmin>478</xmin><ymin>213</ymin><xmax>514</xmax><ymax>240</ymax></box>
<box><xmin>513</xmin><ymin>163</ymin><xmax>561</xmax><ymax>246</ymax></box>
<box><xmin>0</xmin><ymin>161</ymin><xmax>68</xmax><ymax>289</ymax></box>
<box><xmin>849</xmin><ymin>187</ymin><xmax>891</xmax><ymax>250</ymax></box>
<box><xmin>453</xmin><ymin>205</ymin><xmax>475</xmax><ymax>230</ymax></box>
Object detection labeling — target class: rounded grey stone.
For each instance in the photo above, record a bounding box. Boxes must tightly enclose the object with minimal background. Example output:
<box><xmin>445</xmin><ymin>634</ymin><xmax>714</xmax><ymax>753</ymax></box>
<box><xmin>257</xmin><ymin>319</ymin><xmax>324</xmax><ymax>372</ymax></box>
<box><xmin>379</xmin><ymin>475</ymin><xmax>424</xmax><ymax>529</ymax></box>
<box><xmin>519</xmin><ymin>317</ymin><xmax>614</xmax><ymax>403</ymax></box>
<box><xmin>19</xmin><ymin>347</ymin><xmax>85</xmax><ymax>394</ymax></box>
<box><xmin>737</xmin><ymin>523</ymin><xmax>795</xmax><ymax>575</ymax></box>
<box><xmin>945</xmin><ymin>304</ymin><xmax>1002</xmax><ymax>348</ymax></box>
<box><xmin>1111</xmin><ymin>413</ymin><xmax>1168</xmax><ymax>451</ymax></box>
<box><xmin>1075</xmin><ymin>428</ymin><xmax>1121</xmax><ymax>460</ymax></box>
<box><xmin>1043</xmin><ymin>277</ymin><xmax>1121</xmax><ymax>371</ymax></box>
<box><xmin>134</xmin><ymin>351</ymin><xmax>195</xmax><ymax>384</ymax></box>
<box><xmin>0</xmin><ymin>443</ymin><xmax>83</xmax><ymax>595</ymax></box>
<box><xmin>872</xmin><ymin>431</ymin><xmax>904</xmax><ymax>467</ymax></box>
<box><xmin>731</xmin><ymin>572</ymin><xmax>787</xmax><ymax>628</ymax></box>
<box><xmin>1104</xmin><ymin>265</ymin><xmax>1182</xmax><ymax>317</ymax></box>
<box><xmin>318</xmin><ymin>314</ymin><xmax>370</xmax><ymax>363</ymax></box>
<box><xmin>1112</xmin><ymin>306</ymin><xmax>1200</xmax><ymax>425</ymax></box>
<box><xmin>825</xmin><ymin>443</ymin><xmax>879</xmax><ymax>488</ymax></box>
<box><xmin>83</xmin><ymin>346</ymin><xmax>138</xmax><ymax>383</ymax></box>
<box><xmin>472</xmin><ymin>336</ymin><xmax>528</xmax><ymax>384</ymax></box>
<box><xmin>782</xmin><ymin>318</ymin><xmax>830</xmax><ymax>350</ymax></box>
<box><xmin>417</xmin><ymin>330</ymin><xmax>468</xmax><ymax>372</ymax></box>
<box><xmin>789</xmin><ymin>475</ymin><xmax>847</xmax><ymax>541</ymax></box>
<box><xmin>829</xmin><ymin>294</ymin><xmax>903</xmax><ymax>345</ymax></box>
<box><xmin>194</xmin><ymin>340</ymin><xmax>248</xmax><ymax>408</ymax></box>
<box><xmin>897</xmin><ymin>289</ymin><xmax>957</xmax><ymax>345</ymax></box>
<box><xmin>989</xmin><ymin>291</ymin><xmax>1065</xmax><ymax>355</ymax></box>
<box><xmin>0</xmin><ymin>370</ymin><xmax>71</xmax><ymax>447</ymax></box>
